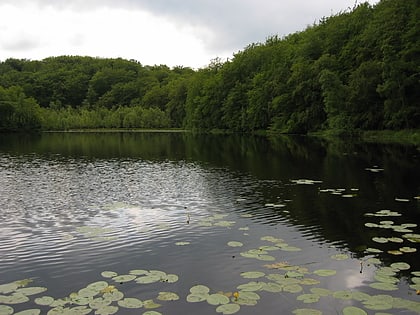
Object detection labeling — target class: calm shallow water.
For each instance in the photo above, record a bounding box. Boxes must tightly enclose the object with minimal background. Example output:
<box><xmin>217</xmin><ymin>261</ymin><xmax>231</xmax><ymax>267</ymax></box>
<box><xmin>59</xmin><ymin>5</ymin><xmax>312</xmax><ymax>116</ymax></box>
<box><xmin>0</xmin><ymin>132</ymin><xmax>419</xmax><ymax>314</ymax></box>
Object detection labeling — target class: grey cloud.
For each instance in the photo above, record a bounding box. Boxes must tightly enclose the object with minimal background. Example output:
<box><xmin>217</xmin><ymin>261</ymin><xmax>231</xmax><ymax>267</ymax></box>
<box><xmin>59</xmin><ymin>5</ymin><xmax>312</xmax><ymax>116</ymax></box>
<box><xmin>1</xmin><ymin>37</ymin><xmax>40</xmax><ymax>52</ymax></box>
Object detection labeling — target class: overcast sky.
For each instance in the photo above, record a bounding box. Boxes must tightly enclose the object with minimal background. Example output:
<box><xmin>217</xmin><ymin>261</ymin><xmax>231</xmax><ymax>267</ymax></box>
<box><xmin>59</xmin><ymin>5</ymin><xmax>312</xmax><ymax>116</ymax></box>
<box><xmin>0</xmin><ymin>0</ymin><xmax>379</xmax><ymax>68</ymax></box>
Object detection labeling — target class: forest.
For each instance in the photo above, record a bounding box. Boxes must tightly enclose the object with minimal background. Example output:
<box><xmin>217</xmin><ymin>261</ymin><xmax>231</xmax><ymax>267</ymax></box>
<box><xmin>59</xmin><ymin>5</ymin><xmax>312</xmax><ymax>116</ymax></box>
<box><xmin>0</xmin><ymin>0</ymin><xmax>418</xmax><ymax>134</ymax></box>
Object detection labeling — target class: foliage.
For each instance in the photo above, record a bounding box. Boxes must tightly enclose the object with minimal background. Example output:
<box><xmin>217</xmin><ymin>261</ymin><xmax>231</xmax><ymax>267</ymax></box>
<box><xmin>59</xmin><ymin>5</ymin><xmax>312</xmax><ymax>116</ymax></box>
<box><xmin>0</xmin><ymin>0</ymin><xmax>418</xmax><ymax>133</ymax></box>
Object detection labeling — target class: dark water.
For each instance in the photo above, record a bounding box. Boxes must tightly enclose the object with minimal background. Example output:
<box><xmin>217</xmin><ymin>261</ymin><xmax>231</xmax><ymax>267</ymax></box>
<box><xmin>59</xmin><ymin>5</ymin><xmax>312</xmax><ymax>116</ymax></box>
<box><xmin>0</xmin><ymin>132</ymin><xmax>419</xmax><ymax>315</ymax></box>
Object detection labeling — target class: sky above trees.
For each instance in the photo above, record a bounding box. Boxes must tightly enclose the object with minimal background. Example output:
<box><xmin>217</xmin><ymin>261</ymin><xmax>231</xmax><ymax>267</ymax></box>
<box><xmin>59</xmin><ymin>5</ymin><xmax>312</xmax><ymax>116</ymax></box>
<box><xmin>1</xmin><ymin>0</ymin><xmax>379</xmax><ymax>68</ymax></box>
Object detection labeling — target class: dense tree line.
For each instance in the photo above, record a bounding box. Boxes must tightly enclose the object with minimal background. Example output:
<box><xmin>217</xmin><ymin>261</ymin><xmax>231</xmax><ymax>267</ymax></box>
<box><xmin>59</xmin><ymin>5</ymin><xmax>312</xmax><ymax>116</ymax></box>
<box><xmin>0</xmin><ymin>0</ymin><xmax>418</xmax><ymax>133</ymax></box>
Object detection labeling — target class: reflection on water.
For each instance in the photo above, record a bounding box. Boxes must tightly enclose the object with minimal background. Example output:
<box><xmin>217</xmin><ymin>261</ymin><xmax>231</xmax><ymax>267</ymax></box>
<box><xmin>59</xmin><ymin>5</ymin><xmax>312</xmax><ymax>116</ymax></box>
<box><xmin>0</xmin><ymin>132</ymin><xmax>419</xmax><ymax>314</ymax></box>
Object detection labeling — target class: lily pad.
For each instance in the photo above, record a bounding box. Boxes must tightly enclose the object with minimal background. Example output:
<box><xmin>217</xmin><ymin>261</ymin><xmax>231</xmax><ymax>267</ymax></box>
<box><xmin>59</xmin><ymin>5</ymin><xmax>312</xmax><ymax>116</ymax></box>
<box><xmin>186</xmin><ymin>294</ymin><xmax>208</xmax><ymax>303</ymax></box>
<box><xmin>342</xmin><ymin>306</ymin><xmax>367</xmax><ymax>315</ymax></box>
<box><xmin>236</xmin><ymin>281</ymin><xmax>263</xmax><ymax>292</ymax></box>
<box><xmin>261</xmin><ymin>282</ymin><xmax>283</xmax><ymax>292</ymax></box>
<box><xmin>0</xmin><ymin>305</ymin><xmax>13</xmax><ymax>315</ymax></box>
<box><xmin>157</xmin><ymin>292</ymin><xmax>179</xmax><ymax>301</ymax></box>
<box><xmin>87</xmin><ymin>281</ymin><xmax>108</xmax><ymax>291</ymax></box>
<box><xmin>2</xmin><ymin>293</ymin><xmax>30</xmax><ymax>304</ymax></box>
<box><xmin>207</xmin><ymin>294</ymin><xmax>230</xmax><ymax>305</ymax></box>
<box><xmin>227</xmin><ymin>241</ymin><xmax>243</xmax><ymax>247</ymax></box>
<box><xmin>387</xmin><ymin>237</ymin><xmax>403</xmax><ymax>243</ymax></box>
<box><xmin>390</xmin><ymin>262</ymin><xmax>410</xmax><ymax>270</ymax></box>
<box><xmin>240</xmin><ymin>271</ymin><xmax>265</xmax><ymax>279</ymax></box>
<box><xmin>142</xmin><ymin>312</ymin><xmax>162</xmax><ymax>315</ymax></box>
<box><xmin>34</xmin><ymin>295</ymin><xmax>55</xmax><ymax>306</ymax></box>
<box><xmin>333</xmin><ymin>290</ymin><xmax>353</xmax><ymax>300</ymax></box>
<box><xmin>16</xmin><ymin>287</ymin><xmax>47</xmax><ymax>296</ymax></box>
<box><xmin>101</xmin><ymin>271</ymin><xmax>118</xmax><ymax>278</ymax></box>
<box><xmin>399</xmin><ymin>247</ymin><xmax>417</xmax><ymax>253</ymax></box>
<box><xmin>215</xmin><ymin>303</ymin><xmax>240</xmax><ymax>314</ymax></box>
<box><xmin>313</xmin><ymin>269</ymin><xmax>336</xmax><ymax>277</ymax></box>
<box><xmin>369</xmin><ymin>282</ymin><xmax>398</xmax><ymax>291</ymax></box>
<box><xmin>175</xmin><ymin>241</ymin><xmax>190</xmax><ymax>246</ymax></box>
<box><xmin>142</xmin><ymin>300</ymin><xmax>161</xmax><ymax>309</ymax></box>
<box><xmin>297</xmin><ymin>293</ymin><xmax>320</xmax><ymax>303</ymax></box>
<box><xmin>118</xmin><ymin>297</ymin><xmax>143</xmax><ymax>308</ymax></box>
<box><xmin>190</xmin><ymin>285</ymin><xmax>210</xmax><ymax>294</ymax></box>
<box><xmin>135</xmin><ymin>275</ymin><xmax>161</xmax><ymax>284</ymax></box>
<box><xmin>372</xmin><ymin>237</ymin><xmax>388</xmax><ymax>243</ymax></box>
<box><xmin>112</xmin><ymin>275</ymin><xmax>136</xmax><ymax>283</ymax></box>
<box><xmin>283</xmin><ymin>284</ymin><xmax>303</xmax><ymax>293</ymax></box>
<box><xmin>310</xmin><ymin>288</ymin><xmax>331</xmax><ymax>296</ymax></box>
<box><xmin>387</xmin><ymin>250</ymin><xmax>403</xmax><ymax>255</ymax></box>
<box><xmin>331</xmin><ymin>254</ymin><xmax>349</xmax><ymax>260</ymax></box>
<box><xmin>89</xmin><ymin>298</ymin><xmax>112</xmax><ymax>309</ymax></box>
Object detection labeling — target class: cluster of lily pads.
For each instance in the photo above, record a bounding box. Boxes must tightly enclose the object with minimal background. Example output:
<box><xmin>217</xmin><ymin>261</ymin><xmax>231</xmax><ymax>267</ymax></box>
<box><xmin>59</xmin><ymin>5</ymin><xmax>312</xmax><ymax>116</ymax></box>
<box><xmin>363</xmin><ymin>211</ymin><xmax>419</xmax><ymax>256</ymax></box>
<box><xmin>0</xmin><ymin>269</ymin><xmax>179</xmax><ymax>315</ymax></box>
<box><xmin>197</xmin><ymin>214</ymin><xmax>236</xmax><ymax>228</ymax></box>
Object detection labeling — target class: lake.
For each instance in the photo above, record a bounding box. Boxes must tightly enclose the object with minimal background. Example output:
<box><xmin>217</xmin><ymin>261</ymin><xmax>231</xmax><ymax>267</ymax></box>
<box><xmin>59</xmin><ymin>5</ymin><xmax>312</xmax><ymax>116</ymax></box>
<box><xmin>0</xmin><ymin>132</ymin><xmax>419</xmax><ymax>315</ymax></box>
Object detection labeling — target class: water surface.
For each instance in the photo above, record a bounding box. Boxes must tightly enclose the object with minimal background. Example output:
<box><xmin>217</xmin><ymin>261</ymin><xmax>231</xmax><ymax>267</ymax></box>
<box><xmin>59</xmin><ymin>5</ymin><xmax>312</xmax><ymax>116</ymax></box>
<box><xmin>0</xmin><ymin>132</ymin><xmax>419</xmax><ymax>314</ymax></box>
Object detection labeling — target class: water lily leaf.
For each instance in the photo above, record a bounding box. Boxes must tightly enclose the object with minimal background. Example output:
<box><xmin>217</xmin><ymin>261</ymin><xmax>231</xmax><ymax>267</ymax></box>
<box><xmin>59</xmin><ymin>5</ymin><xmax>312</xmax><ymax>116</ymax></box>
<box><xmin>365</xmin><ymin>248</ymin><xmax>383</xmax><ymax>253</ymax></box>
<box><xmin>2</xmin><ymin>293</ymin><xmax>30</xmax><ymax>304</ymax></box>
<box><xmin>207</xmin><ymin>294</ymin><xmax>230</xmax><ymax>305</ymax></box>
<box><xmin>142</xmin><ymin>312</ymin><xmax>162</xmax><ymax>315</ymax></box>
<box><xmin>261</xmin><ymin>282</ymin><xmax>283</xmax><ymax>292</ymax></box>
<box><xmin>78</xmin><ymin>287</ymin><xmax>99</xmax><ymax>298</ymax></box>
<box><xmin>227</xmin><ymin>241</ymin><xmax>243</xmax><ymax>247</ymax></box>
<box><xmin>372</xmin><ymin>237</ymin><xmax>388</xmax><ymax>243</ymax></box>
<box><xmin>387</xmin><ymin>237</ymin><xmax>403</xmax><ymax>243</ymax></box>
<box><xmin>87</xmin><ymin>281</ymin><xmax>108</xmax><ymax>292</ymax></box>
<box><xmin>186</xmin><ymin>294</ymin><xmax>208</xmax><ymax>303</ymax></box>
<box><xmin>411</xmin><ymin>271</ymin><xmax>420</xmax><ymax>276</ymax></box>
<box><xmin>0</xmin><ymin>305</ymin><xmax>13</xmax><ymax>315</ymax></box>
<box><xmin>310</xmin><ymin>288</ymin><xmax>331</xmax><ymax>296</ymax></box>
<box><xmin>297</xmin><ymin>293</ymin><xmax>320</xmax><ymax>303</ymax></box>
<box><xmin>157</xmin><ymin>292</ymin><xmax>179</xmax><ymax>301</ymax></box>
<box><xmin>363</xmin><ymin>299</ymin><xmax>392</xmax><ymax>310</ymax></box>
<box><xmin>34</xmin><ymin>295</ymin><xmax>55</xmax><ymax>306</ymax></box>
<box><xmin>313</xmin><ymin>269</ymin><xmax>336</xmax><ymax>277</ymax></box>
<box><xmin>390</xmin><ymin>262</ymin><xmax>410</xmax><ymax>270</ymax></box>
<box><xmin>283</xmin><ymin>284</ymin><xmax>303</xmax><ymax>293</ymax></box>
<box><xmin>300</xmin><ymin>278</ymin><xmax>320</xmax><ymax>285</ymax></box>
<box><xmin>175</xmin><ymin>241</ymin><xmax>190</xmax><ymax>246</ymax></box>
<box><xmin>281</xmin><ymin>246</ymin><xmax>302</xmax><ymax>252</ymax></box>
<box><xmin>375</xmin><ymin>267</ymin><xmax>396</xmax><ymax>276</ymax></box>
<box><xmin>256</xmin><ymin>254</ymin><xmax>275</xmax><ymax>261</ymax></box>
<box><xmin>14</xmin><ymin>310</ymin><xmax>41</xmax><ymax>315</ymax></box>
<box><xmin>112</xmin><ymin>275</ymin><xmax>136</xmax><ymax>283</ymax></box>
<box><xmin>374</xmin><ymin>274</ymin><xmax>398</xmax><ymax>284</ymax></box>
<box><xmin>411</xmin><ymin>277</ymin><xmax>420</xmax><ymax>284</ymax></box>
<box><xmin>0</xmin><ymin>282</ymin><xmax>19</xmax><ymax>294</ymax></box>
<box><xmin>351</xmin><ymin>291</ymin><xmax>371</xmax><ymax>301</ymax></box>
<box><xmin>129</xmin><ymin>269</ymin><xmax>148</xmax><ymax>276</ymax></box>
<box><xmin>399</xmin><ymin>247</ymin><xmax>417</xmax><ymax>253</ymax></box>
<box><xmin>117</xmin><ymin>297</ymin><xmax>143</xmax><ymax>308</ymax></box>
<box><xmin>259</xmin><ymin>245</ymin><xmax>280</xmax><ymax>251</ymax></box>
<box><xmin>135</xmin><ymin>275</ymin><xmax>161</xmax><ymax>284</ymax></box>
<box><xmin>15</xmin><ymin>287</ymin><xmax>47</xmax><ymax>296</ymax></box>
<box><xmin>285</xmin><ymin>271</ymin><xmax>304</xmax><ymax>278</ymax></box>
<box><xmin>292</xmin><ymin>308</ymin><xmax>322</xmax><ymax>315</ymax></box>
<box><xmin>94</xmin><ymin>305</ymin><xmax>119</xmax><ymax>315</ymax></box>
<box><xmin>236</xmin><ymin>281</ymin><xmax>263</xmax><ymax>292</ymax></box>
<box><xmin>103</xmin><ymin>290</ymin><xmax>124</xmax><ymax>302</ymax></box>
<box><xmin>162</xmin><ymin>274</ymin><xmax>179</xmax><ymax>283</ymax></box>
<box><xmin>101</xmin><ymin>271</ymin><xmax>118</xmax><ymax>278</ymax></box>
<box><xmin>331</xmin><ymin>254</ymin><xmax>349</xmax><ymax>260</ymax></box>
<box><xmin>89</xmin><ymin>297</ymin><xmax>112</xmax><ymax>309</ymax></box>
<box><xmin>369</xmin><ymin>282</ymin><xmax>398</xmax><ymax>291</ymax></box>
<box><xmin>215</xmin><ymin>303</ymin><xmax>240</xmax><ymax>314</ymax></box>
<box><xmin>190</xmin><ymin>285</ymin><xmax>210</xmax><ymax>294</ymax></box>
<box><xmin>142</xmin><ymin>300</ymin><xmax>161</xmax><ymax>309</ymax></box>
<box><xmin>333</xmin><ymin>290</ymin><xmax>353</xmax><ymax>300</ymax></box>
<box><xmin>238</xmin><ymin>291</ymin><xmax>260</xmax><ymax>301</ymax></box>
<box><xmin>342</xmin><ymin>306</ymin><xmax>367</xmax><ymax>315</ymax></box>
<box><xmin>387</xmin><ymin>250</ymin><xmax>403</xmax><ymax>255</ymax></box>
<box><xmin>365</xmin><ymin>223</ymin><xmax>379</xmax><ymax>228</ymax></box>
<box><xmin>240</xmin><ymin>271</ymin><xmax>265</xmax><ymax>279</ymax></box>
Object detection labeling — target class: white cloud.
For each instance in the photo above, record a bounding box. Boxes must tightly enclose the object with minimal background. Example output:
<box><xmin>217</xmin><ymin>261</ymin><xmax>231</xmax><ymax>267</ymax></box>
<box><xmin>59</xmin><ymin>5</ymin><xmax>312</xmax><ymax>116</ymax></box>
<box><xmin>0</xmin><ymin>0</ymin><xmax>380</xmax><ymax>68</ymax></box>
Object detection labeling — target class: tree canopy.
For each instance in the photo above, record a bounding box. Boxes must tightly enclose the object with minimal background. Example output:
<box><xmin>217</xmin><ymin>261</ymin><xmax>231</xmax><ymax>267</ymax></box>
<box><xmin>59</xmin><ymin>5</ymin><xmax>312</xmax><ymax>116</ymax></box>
<box><xmin>0</xmin><ymin>0</ymin><xmax>418</xmax><ymax>133</ymax></box>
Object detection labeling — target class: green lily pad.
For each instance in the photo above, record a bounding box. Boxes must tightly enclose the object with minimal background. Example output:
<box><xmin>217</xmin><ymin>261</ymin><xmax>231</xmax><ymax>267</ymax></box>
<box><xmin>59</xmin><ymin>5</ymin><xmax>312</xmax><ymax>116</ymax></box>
<box><xmin>2</xmin><ymin>293</ymin><xmax>30</xmax><ymax>304</ymax></box>
<box><xmin>363</xmin><ymin>298</ymin><xmax>392</xmax><ymax>310</ymax></box>
<box><xmin>215</xmin><ymin>303</ymin><xmax>240</xmax><ymax>314</ymax></box>
<box><xmin>283</xmin><ymin>284</ymin><xmax>303</xmax><ymax>293</ymax></box>
<box><xmin>372</xmin><ymin>237</ymin><xmax>388</xmax><ymax>243</ymax></box>
<box><xmin>333</xmin><ymin>290</ymin><xmax>353</xmax><ymax>300</ymax></box>
<box><xmin>142</xmin><ymin>312</ymin><xmax>162</xmax><ymax>315</ymax></box>
<box><xmin>390</xmin><ymin>262</ymin><xmax>410</xmax><ymax>270</ymax></box>
<box><xmin>227</xmin><ymin>241</ymin><xmax>243</xmax><ymax>247</ymax></box>
<box><xmin>175</xmin><ymin>241</ymin><xmax>190</xmax><ymax>246</ymax></box>
<box><xmin>78</xmin><ymin>287</ymin><xmax>99</xmax><ymax>298</ymax></box>
<box><xmin>297</xmin><ymin>293</ymin><xmax>320</xmax><ymax>303</ymax></box>
<box><xmin>129</xmin><ymin>269</ymin><xmax>148</xmax><ymax>276</ymax></box>
<box><xmin>237</xmin><ymin>281</ymin><xmax>264</xmax><ymax>292</ymax></box>
<box><xmin>157</xmin><ymin>292</ymin><xmax>179</xmax><ymax>301</ymax></box>
<box><xmin>94</xmin><ymin>305</ymin><xmax>119</xmax><ymax>315</ymax></box>
<box><xmin>399</xmin><ymin>247</ymin><xmax>417</xmax><ymax>253</ymax></box>
<box><xmin>118</xmin><ymin>297</ymin><xmax>143</xmax><ymax>308</ymax></box>
<box><xmin>310</xmin><ymin>288</ymin><xmax>331</xmax><ymax>296</ymax></box>
<box><xmin>292</xmin><ymin>309</ymin><xmax>322</xmax><ymax>315</ymax></box>
<box><xmin>87</xmin><ymin>281</ymin><xmax>108</xmax><ymax>291</ymax></box>
<box><xmin>261</xmin><ymin>282</ymin><xmax>283</xmax><ymax>292</ymax></box>
<box><xmin>342</xmin><ymin>306</ymin><xmax>367</xmax><ymax>315</ymax></box>
<box><xmin>101</xmin><ymin>271</ymin><xmax>118</xmax><ymax>278</ymax></box>
<box><xmin>387</xmin><ymin>237</ymin><xmax>403</xmax><ymax>243</ymax></box>
<box><xmin>387</xmin><ymin>250</ymin><xmax>403</xmax><ymax>255</ymax></box>
<box><xmin>162</xmin><ymin>274</ymin><xmax>179</xmax><ymax>283</ymax></box>
<box><xmin>411</xmin><ymin>271</ymin><xmax>420</xmax><ymax>276</ymax></box>
<box><xmin>281</xmin><ymin>246</ymin><xmax>302</xmax><ymax>252</ymax></box>
<box><xmin>365</xmin><ymin>223</ymin><xmax>379</xmax><ymax>228</ymax></box>
<box><xmin>15</xmin><ymin>287</ymin><xmax>47</xmax><ymax>296</ymax></box>
<box><xmin>240</xmin><ymin>271</ymin><xmax>265</xmax><ymax>279</ymax></box>
<box><xmin>365</xmin><ymin>248</ymin><xmax>383</xmax><ymax>253</ymax></box>
<box><xmin>190</xmin><ymin>285</ymin><xmax>210</xmax><ymax>294</ymax></box>
<box><xmin>411</xmin><ymin>277</ymin><xmax>420</xmax><ymax>284</ymax></box>
<box><xmin>34</xmin><ymin>295</ymin><xmax>55</xmax><ymax>306</ymax></box>
<box><xmin>0</xmin><ymin>282</ymin><xmax>19</xmax><ymax>294</ymax></box>
<box><xmin>207</xmin><ymin>294</ymin><xmax>230</xmax><ymax>305</ymax></box>
<box><xmin>186</xmin><ymin>294</ymin><xmax>208</xmax><ymax>303</ymax></box>
<box><xmin>142</xmin><ymin>300</ymin><xmax>161</xmax><ymax>309</ymax></box>
<box><xmin>103</xmin><ymin>291</ymin><xmax>124</xmax><ymax>302</ymax></box>
<box><xmin>373</xmin><ymin>274</ymin><xmax>398</xmax><ymax>284</ymax></box>
<box><xmin>300</xmin><ymin>278</ymin><xmax>320</xmax><ymax>285</ymax></box>
<box><xmin>369</xmin><ymin>282</ymin><xmax>398</xmax><ymax>291</ymax></box>
<box><xmin>0</xmin><ymin>305</ymin><xmax>13</xmax><ymax>315</ymax></box>
<box><xmin>89</xmin><ymin>297</ymin><xmax>112</xmax><ymax>309</ymax></box>
<box><xmin>313</xmin><ymin>269</ymin><xmax>336</xmax><ymax>276</ymax></box>
<box><xmin>135</xmin><ymin>275</ymin><xmax>161</xmax><ymax>284</ymax></box>
<box><xmin>351</xmin><ymin>291</ymin><xmax>371</xmax><ymax>301</ymax></box>
<box><xmin>112</xmin><ymin>275</ymin><xmax>136</xmax><ymax>283</ymax></box>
